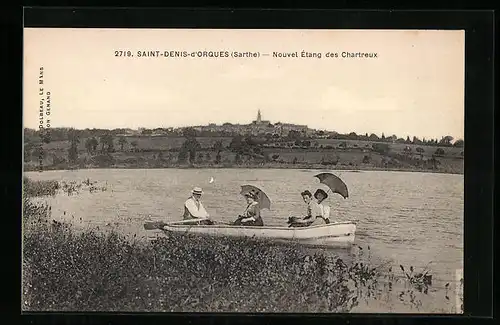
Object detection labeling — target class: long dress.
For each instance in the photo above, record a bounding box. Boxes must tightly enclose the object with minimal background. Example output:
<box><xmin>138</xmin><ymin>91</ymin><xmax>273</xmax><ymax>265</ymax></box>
<box><xmin>288</xmin><ymin>201</ymin><xmax>330</xmax><ymax>227</ymax></box>
<box><xmin>234</xmin><ymin>202</ymin><xmax>264</xmax><ymax>226</ymax></box>
<box><xmin>316</xmin><ymin>203</ymin><xmax>331</xmax><ymax>224</ymax></box>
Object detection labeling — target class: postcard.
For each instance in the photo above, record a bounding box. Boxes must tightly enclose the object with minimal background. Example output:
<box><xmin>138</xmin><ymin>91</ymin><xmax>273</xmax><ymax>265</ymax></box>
<box><xmin>23</xmin><ymin>28</ymin><xmax>464</xmax><ymax>313</ymax></box>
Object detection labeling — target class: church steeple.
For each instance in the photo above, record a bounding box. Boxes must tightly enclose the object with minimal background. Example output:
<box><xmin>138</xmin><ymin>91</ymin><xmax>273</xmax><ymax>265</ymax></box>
<box><xmin>257</xmin><ymin>109</ymin><xmax>262</xmax><ymax>123</ymax></box>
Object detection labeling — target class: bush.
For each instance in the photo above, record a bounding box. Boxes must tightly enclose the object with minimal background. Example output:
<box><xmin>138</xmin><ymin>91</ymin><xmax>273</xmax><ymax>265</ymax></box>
<box><xmin>234</xmin><ymin>153</ymin><xmax>243</xmax><ymax>164</ymax></box>
<box><xmin>23</xmin><ymin>177</ymin><xmax>59</xmax><ymax>197</ymax></box>
<box><xmin>372</xmin><ymin>143</ymin><xmax>390</xmax><ymax>155</ymax></box>
<box><xmin>23</xmin><ymin>220</ymin><xmax>384</xmax><ymax>312</ymax></box>
<box><xmin>22</xmin><ymin>196</ymin><xmax>51</xmax><ymax>227</ymax></box>
<box><xmin>434</xmin><ymin>148</ymin><xmax>445</xmax><ymax>156</ymax></box>
<box><xmin>91</xmin><ymin>154</ymin><xmax>116</xmax><ymax>167</ymax></box>
<box><xmin>214</xmin><ymin>152</ymin><xmax>222</xmax><ymax>164</ymax></box>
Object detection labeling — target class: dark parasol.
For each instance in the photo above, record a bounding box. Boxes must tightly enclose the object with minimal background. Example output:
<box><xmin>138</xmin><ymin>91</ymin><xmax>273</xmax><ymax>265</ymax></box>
<box><xmin>314</xmin><ymin>172</ymin><xmax>349</xmax><ymax>199</ymax></box>
<box><xmin>240</xmin><ymin>184</ymin><xmax>271</xmax><ymax>210</ymax></box>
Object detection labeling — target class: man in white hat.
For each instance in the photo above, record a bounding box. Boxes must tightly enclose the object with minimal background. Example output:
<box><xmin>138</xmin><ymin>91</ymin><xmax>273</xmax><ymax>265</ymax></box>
<box><xmin>183</xmin><ymin>187</ymin><xmax>212</xmax><ymax>223</ymax></box>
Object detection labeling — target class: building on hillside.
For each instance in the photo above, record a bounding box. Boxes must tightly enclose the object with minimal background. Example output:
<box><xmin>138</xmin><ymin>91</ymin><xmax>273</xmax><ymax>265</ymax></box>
<box><xmin>274</xmin><ymin>122</ymin><xmax>309</xmax><ymax>136</ymax></box>
<box><xmin>176</xmin><ymin>110</ymin><xmax>314</xmax><ymax>137</ymax></box>
<box><xmin>252</xmin><ymin>109</ymin><xmax>271</xmax><ymax>125</ymax></box>
<box><xmin>250</xmin><ymin>110</ymin><xmax>312</xmax><ymax>137</ymax></box>
<box><xmin>116</xmin><ymin>129</ymin><xmax>139</xmax><ymax>136</ymax></box>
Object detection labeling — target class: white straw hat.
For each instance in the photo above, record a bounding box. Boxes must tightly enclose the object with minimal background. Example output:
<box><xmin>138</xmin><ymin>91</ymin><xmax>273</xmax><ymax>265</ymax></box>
<box><xmin>192</xmin><ymin>187</ymin><xmax>203</xmax><ymax>195</ymax></box>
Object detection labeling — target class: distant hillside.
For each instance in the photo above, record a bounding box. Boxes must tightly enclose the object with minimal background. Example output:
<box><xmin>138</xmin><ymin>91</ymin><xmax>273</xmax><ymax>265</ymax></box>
<box><xmin>24</xmin><ymin>129</ymin><xmax>464</xmax><ymax>174</ymax></box>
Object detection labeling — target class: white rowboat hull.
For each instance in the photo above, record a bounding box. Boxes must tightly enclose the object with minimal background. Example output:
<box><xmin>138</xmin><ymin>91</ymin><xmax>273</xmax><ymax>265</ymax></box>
<box><xmin>160</xmin><ymin>221</ymin><xmax>357</xmax><ymax>246</ymax></box>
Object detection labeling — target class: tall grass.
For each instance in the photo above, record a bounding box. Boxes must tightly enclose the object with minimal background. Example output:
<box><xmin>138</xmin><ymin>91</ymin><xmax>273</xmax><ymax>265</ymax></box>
<box><xmin>23</xmin><ymin>176</ymin><xmax>59</xmax><ymax>197</ymax></box>
<box><xmin>23</xmin><ymin>223</ymin><xmax>380</xmax><ymax>312</ymax></box>
<box><xmin>22</xmin><ymin>177</ymin><xmax>460</xmax><ymax>313</ymax></box>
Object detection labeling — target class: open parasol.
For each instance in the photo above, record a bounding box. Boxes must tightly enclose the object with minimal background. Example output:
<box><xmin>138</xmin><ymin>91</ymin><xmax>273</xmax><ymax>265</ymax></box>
<box><xmin>240</xmin><ymin>184</ymin><xmax>271</xmax><ymax>210</ymax></box>
<box><xmin>314</xmin><ymin>173</ymin><xmax>349</xmax><ymax>199</ymax></box>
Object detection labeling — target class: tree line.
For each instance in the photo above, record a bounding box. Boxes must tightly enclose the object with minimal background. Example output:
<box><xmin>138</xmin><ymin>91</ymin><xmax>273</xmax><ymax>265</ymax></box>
<box><xmin>24</xmin><ymin>127</ymin><xmax>462</xmax><ymax>170</ymax></box>
<box><xmin>24</xmin><ymin>127</ymin><xmax>464</xmax><ymax>148</ymax></box>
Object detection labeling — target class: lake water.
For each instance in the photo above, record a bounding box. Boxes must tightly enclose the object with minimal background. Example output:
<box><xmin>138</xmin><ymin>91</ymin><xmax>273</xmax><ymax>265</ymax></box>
<box><xmin>25</xmin><ymin>168</ymin><xmax>464</xmax><ymax>313</ymax></box>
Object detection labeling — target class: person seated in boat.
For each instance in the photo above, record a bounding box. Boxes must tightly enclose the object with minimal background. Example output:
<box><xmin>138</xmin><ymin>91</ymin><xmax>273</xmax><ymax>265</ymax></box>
<box><xmin>288</xmin><ymin>190</ymin><xmax>321</xmax><ymax>227</ymax></box>
<box><xmin>288</xmin><ymin>189</ymin><xmax>330</xmax><ymax>227</ymax></box>
<box><xmin>313</xmin><ymin>188</ymin><xmax>331</xmax><ymax>224</ymax></box>
<box><xmin>183</xmin><ymin>187</ymin><xmax>214</xmax><ymax>225</ymax></box>
<box><xmin>233</xmin><ymin>191</ymin><xmax>264</xmax><ymax>226</ymax></box>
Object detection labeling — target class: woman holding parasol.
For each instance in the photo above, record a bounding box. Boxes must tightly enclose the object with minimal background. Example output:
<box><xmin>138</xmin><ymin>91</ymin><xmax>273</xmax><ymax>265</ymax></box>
<box><xmin>313</xmin><ymin>172</ymin><xmax>348</xmax><ymax>221</ymax></box>
<box><xmin>232</xmin><ymin>185</ymin><xmax>269</xmax><ymax>226</ymax></box>
<box><xmin>313</xmin><ymin>188</ymin><xmax>331</xmax><ymax>223</ymax></box>
<box><xmin>288</xmin><ymin>173</ymin><xmax>348</xmax><ymax>227</ymax></box>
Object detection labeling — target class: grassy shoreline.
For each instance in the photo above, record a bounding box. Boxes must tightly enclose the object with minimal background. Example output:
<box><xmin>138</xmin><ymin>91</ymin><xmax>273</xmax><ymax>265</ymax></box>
<box><xmin>25</xmin><ymin>134</ymin><xmax>463</xmax><ymax>175</ymax></box>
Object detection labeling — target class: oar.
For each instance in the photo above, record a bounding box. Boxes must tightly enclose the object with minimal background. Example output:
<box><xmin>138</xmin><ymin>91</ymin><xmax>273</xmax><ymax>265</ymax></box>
<box><xmin>143</xmin><ymin>221</ymin><xmax>168</xmax><ymax>230</ymax></box>
<box><xmin>144</xmin><ymin>218</ymin><xmax>203</xmax><ymax>230</ymax></box>
<box><xmin>144</xmin><ymin>218</ymin><xmax>224</xmax><ymax>230</ymax></box>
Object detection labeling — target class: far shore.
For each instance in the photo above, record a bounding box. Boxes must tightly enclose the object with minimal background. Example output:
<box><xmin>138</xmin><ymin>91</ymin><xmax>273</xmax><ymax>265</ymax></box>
<box><xmin>24</xmin><ymin>131</ymin><xmax>464</xmax><ymax>176</ymax></box>
<box><xmin>24</xmin><ymin>163</ymin><xmax>464</xmax><ymax>175</ymax></box>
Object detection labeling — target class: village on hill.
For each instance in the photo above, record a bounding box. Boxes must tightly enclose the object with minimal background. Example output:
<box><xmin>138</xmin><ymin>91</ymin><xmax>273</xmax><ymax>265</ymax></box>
<box><xmin>23</xmin><ymin>110</ymin><xmax>464</xmax><ymax>174</ymax></box>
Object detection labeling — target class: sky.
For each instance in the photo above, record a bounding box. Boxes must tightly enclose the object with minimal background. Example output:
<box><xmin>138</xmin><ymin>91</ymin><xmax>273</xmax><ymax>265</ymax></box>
<box><xmin>23</xmin><ymin>28</ymin><xmax>465</xmax><ymax>140</ymax></box>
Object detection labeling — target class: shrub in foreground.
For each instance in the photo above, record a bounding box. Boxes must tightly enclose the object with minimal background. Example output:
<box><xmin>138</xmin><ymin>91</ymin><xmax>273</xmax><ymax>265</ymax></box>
<box><xmin>23</xmin><ymin>177</ymin><xmax>59</xmax><ymax>197</ymax></box>
<box><xmin>23</xmin><ymin>223</ymin><xmax>382</xmax><ymax>312</ymax></box>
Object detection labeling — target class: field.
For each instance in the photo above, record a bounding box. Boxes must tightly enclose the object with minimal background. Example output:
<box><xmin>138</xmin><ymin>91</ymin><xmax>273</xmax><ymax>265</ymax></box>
<box><xmin>29</xmin><ymin>136</ymin><xmax>463</xmax><ymax>155</ymax></box>
<box><xmin>32</xmin><ymin>136</ymin><xmax>234</xmax><ymax>151</ymax></box>
<box><xmin>28</xmin><ymin>135</ymin><xmax>463</xmax><ymax>156</ymax></box>
<box><xmin>24</xmin><ymin>135</ymin><xmax>464</xmax><ymax>174</ymax></box>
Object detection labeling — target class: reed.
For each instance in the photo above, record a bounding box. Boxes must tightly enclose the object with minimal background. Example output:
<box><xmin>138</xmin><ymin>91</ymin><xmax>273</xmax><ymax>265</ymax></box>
<box><xmin>23</xmin><ymin>176</ymin><xmax>59</xmax><ymax>197</ymax></box>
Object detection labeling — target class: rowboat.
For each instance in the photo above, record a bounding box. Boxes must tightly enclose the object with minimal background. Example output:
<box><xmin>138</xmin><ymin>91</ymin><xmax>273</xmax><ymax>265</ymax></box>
<box><xmin>145</xmin><ymin>173</ymin><xmax>355</xmax><ymax>247</ymax></box>
<box><xmin>147</xmin><ymin>219</ymin><xmax>357</xmax><ymax>247</ymax></box>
